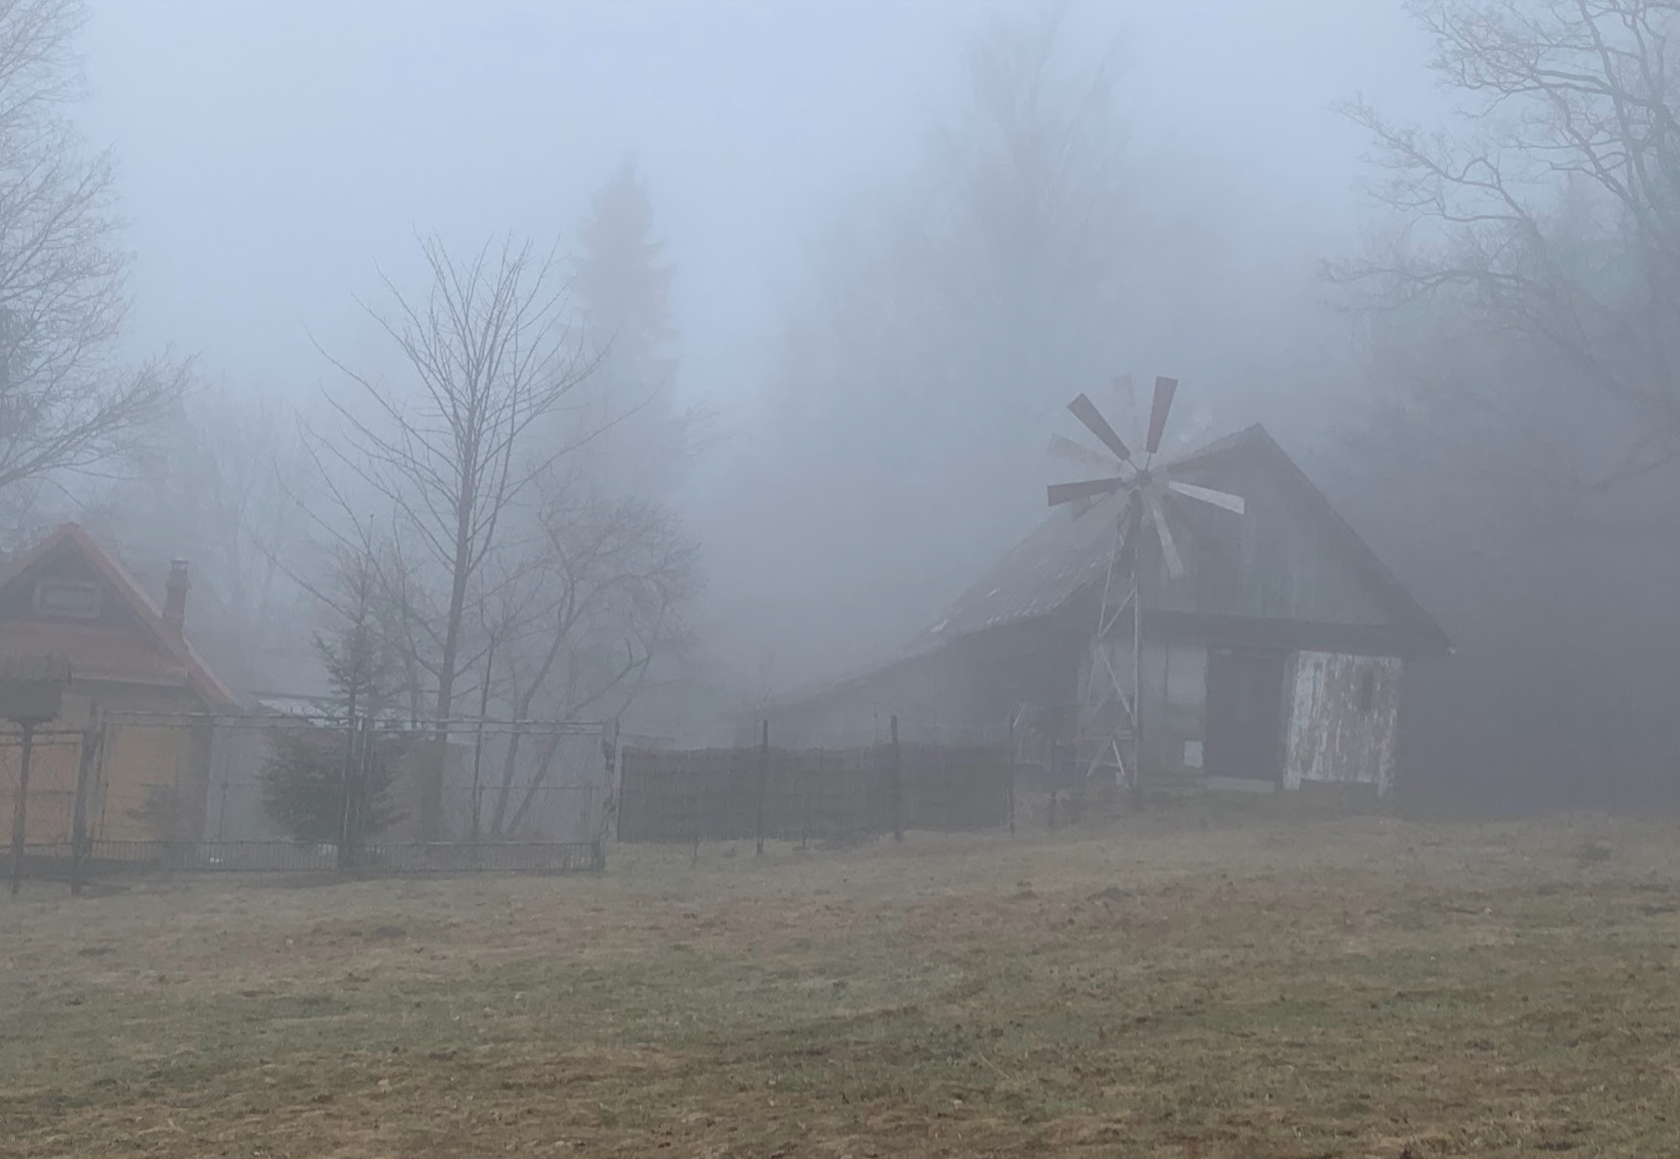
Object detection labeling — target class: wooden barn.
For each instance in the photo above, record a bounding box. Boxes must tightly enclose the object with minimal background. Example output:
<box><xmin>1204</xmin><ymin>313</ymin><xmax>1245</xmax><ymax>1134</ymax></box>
<box><xmin>741</xmin><ymin>426</ymin><xmax>1451</xmax><ymax>795</ymax></box>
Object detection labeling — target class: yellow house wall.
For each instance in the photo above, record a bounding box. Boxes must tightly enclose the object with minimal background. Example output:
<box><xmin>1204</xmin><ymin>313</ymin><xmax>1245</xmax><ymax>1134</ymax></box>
<box><xmin>0</xmin><ymin>682</ymin><xmax>214</xmax><ymax>847</ymax></box>
<box><xmin>0</xmin><ymin>727</ymin><xmax>82</xmax><ymax>845</ymax></box>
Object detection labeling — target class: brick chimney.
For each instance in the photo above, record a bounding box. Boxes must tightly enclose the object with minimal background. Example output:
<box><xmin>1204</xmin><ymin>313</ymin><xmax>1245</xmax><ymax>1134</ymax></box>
<box><xmin>163</xmin><ymin>559</ymin><xmax>190</xmax><ymax>638</ymax></box>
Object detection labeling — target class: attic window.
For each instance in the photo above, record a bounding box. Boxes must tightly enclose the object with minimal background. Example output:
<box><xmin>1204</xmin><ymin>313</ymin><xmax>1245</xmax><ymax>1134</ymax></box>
<box><xmin>34</xmin><ymin>579</ymin><xmax>100</xmax><ymax>620</ymax></box>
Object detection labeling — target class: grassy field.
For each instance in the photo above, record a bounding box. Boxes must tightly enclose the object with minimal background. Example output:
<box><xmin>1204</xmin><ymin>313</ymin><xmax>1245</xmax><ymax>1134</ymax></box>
<box><xmin>3</xmin><ymin>806</ymin><xmax>1679</xmax><ymax>1157</ymax></box>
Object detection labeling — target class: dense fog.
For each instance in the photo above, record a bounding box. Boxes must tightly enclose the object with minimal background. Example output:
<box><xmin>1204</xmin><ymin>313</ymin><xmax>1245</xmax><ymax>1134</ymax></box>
<box><xmin>4</xmin><ymin>0</ymin><xmax>1679</xmax><ymax>815</ymax></box>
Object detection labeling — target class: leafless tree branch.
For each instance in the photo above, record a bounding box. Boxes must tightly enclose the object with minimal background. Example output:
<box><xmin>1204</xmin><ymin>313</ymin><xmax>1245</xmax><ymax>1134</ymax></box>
<box><xmin>0</xmin><ymin>0</ymin><xmax>185</xmax><ymax>500</ymax></box>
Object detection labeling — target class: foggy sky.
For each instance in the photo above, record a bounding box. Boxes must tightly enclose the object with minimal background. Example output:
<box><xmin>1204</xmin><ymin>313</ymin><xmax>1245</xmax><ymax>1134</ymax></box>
<box><xmin>72</xmin><ymin>0</ymin><xmax>1457</xmax><ymax>697</ymax></box>
<box><xmin>83</xmin><ymin>0</ymin><xmax>1440</xmax><ymax>425</ymax></box>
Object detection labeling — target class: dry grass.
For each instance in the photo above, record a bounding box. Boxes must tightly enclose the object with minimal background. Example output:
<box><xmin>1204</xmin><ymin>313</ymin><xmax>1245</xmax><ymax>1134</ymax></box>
<box><xmin>3</xmin><ymin>806</ymin><xmax>1680</xmax><ymax>1157</ymax></box>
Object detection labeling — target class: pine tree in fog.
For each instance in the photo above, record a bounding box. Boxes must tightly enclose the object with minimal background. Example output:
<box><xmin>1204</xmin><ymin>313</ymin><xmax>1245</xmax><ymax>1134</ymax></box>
<box><xmin>262</xmin><ymin>540</ymin><xmax>403</xmax><ymax>853</ymax></box>
<box><xmin>568</xmin><ymin>157</ymin><xmax>690</xmax><ymax>498</ymax></box>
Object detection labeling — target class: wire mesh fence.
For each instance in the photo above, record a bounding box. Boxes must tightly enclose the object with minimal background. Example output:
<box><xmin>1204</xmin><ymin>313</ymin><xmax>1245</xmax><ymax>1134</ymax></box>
<box><xmin>2</xmin><ymin>707</ymin><xmax>613</xmax><ymax>886</ymax></box>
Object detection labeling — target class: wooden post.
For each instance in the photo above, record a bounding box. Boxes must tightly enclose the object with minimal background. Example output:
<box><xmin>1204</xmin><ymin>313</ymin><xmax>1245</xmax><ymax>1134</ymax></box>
<box><xmin>890</xmin><ymin>714</ymin><xmax>903</xmax><ymax>844</ymax></box>
<box><xmin>755</xmin><ymin>720</ymin><xmax>769</xmax><ymax>857</ymax></box>
<box><xmin>1132</xmin><ymin>579</ymin><xmax>1144</xmax><ymax>794</ymax></box>
<box><xmin>1005</xmin><ymin>712</ymin><xmax>1017</xmax><ymax>837</ymax></box>
<box><xmin>801</xmin><ymin>749</ymin><xmax>818</xmax><ymax>849</ymax></box>
<box><xmin>70</xmin><ymin>709</ymin><xmax>102</xmax><ymax>896</ymax></box>
<box><xmin>9</xmin><ymin>722</ymin><xmax>35</xmax><ymax>897</ymax></box>
<box><xmin>690</xmin><ymin>751</ymin><xmax>701</xmax><ymax>866</ymax></box>
<box><xmin>1007</xmin><ymin>755</ymin><xmax>1017</xmax><ymax>837</ymax></box>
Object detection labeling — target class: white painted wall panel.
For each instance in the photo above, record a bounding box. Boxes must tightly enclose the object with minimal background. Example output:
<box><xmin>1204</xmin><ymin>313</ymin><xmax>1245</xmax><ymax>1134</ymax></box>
<box><xmin>1283</xmin><ymin>652</ymin><xmax>1402</xmax><ymax>794</ymax></box>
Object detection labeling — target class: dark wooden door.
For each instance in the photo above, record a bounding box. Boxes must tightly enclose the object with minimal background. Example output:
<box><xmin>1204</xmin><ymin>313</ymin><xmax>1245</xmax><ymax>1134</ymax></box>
<box><xmin>1204</xmin><ymin>648</ymin><xmax>1287</xmax><ymax>782</ymax></box>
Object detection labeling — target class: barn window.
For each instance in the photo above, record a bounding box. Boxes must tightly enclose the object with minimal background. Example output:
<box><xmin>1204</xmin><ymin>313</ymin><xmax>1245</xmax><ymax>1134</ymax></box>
<box><xmin>34</xmin><ymin>579</ymin><xmax>100</xmax><ymax>620</ymax></box>
<box><xmin>1358</xmin><ymin>667</ymin><xmax>1377</xmax><ymax>713</ymax></box>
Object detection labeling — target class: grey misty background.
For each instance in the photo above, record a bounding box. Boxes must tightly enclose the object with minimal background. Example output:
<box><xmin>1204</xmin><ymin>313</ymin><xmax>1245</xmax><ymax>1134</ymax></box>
<box><xmin>6</xmin><ymin>0</ymin><xmax>1679</xmax><ymax>816</ymax></box>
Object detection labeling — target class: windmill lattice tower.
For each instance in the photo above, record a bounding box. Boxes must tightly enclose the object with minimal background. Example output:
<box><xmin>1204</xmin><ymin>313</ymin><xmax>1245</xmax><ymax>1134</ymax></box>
<box><xmin>1045</xmin><ymin>374</ymin><xmax>1245</xmax><ymax>790</ymax></box>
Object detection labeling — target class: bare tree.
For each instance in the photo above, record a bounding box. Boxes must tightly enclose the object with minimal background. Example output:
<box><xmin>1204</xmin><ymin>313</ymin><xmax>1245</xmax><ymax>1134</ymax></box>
<box><xmin>314</xmin><ymin>234</ymin><xmax>593</xmax><ymax>837</ymax></box>
<box><xmin>0</xmin><ymin>0</ymin><xmax>185</xmax><ymax>500</ymax></box>
<box><xmin>482</xmin><ymin>488</ymin><xmax>695</xmax><ymax>837</ymax></box>
<box><xmin>1334</xmin><ymin>0</ymin><xmax>1680</xmax><ymax>502</ymax></box>
<box><xmin>1326</xmin><ymin>0</ymin><xmax>1680</xmax><ymax>810</ymax></box>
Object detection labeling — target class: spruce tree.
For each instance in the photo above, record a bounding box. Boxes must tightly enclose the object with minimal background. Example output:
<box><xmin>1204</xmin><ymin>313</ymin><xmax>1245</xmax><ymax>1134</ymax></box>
<box><xmin>571</xmin><ymin>157</ymin><xmax>685</xmax><ymax>497</ymax></box>
<box><xmin>261</xmin><ymin>545</ymin><xmax>403</xmax><ymax>856</ymax></box>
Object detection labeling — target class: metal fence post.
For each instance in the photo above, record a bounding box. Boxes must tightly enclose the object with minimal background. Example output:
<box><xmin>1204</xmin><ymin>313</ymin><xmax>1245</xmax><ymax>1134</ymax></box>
<box><xmin>600</xmin><ymin>718</ymin><xmax>619</xmax><ymax>855</ymax></box>
<box><xmin>1008</xmin><ymin>757</ymin><xmax>1017</xmax><ymax>837</ymax></box>
<box><xmin>755</xmin><ymin>720</ymin><xmax>769</xmax><ymax>857</ymax></box>
<box><xmin>890</xmin><ymin>714</ymin><xmax>903</xmax><ymax>844</ymax></box>
<box><xmin>336</xmin><ymin>713</ymin><xmax>357</xmax><ymax>874</ymax></box>
<box><xmin>358</xmin><ymin>713</ymin><xmax>378</xmax><ymax>870</ymax></box>
<box><xmin>71</xmin><ymin>707</ymin><xmax>102</xmax><ymax>896</ymax></box>
<box><xmin>94</xmin><ymin>717</ymin><xmax>112</xmax><ymax>841</ymax></box>
<box><xmin>1005</xmin><ymin>711</ymin><xmax>1017</xmax><ymax>837</ymax></box>
<box><xmin>689</xmin><ymin>749</ymin><xmax>701</xmax><ymax>865</ymax></box>
<box><xmin>801</xmin><ymin>749</ymin><xmax>818</xmax><ymax>849</ymax></box>
<box><xmin>9</xmin><ymin>722</ymin><xmax>35</xmax><ymax>896</ymax></box>
<box><xmin>469</xmin><ymin>714</ymin><xmax>486</xmax><ymax>860</ymax></box>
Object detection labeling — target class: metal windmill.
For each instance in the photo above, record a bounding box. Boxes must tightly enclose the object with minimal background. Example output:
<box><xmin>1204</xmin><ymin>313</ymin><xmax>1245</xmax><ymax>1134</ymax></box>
<box><xmin>1045</xmin><ymin>375</ymin><xmax>1245</xmax><ymax>789</ymax></box>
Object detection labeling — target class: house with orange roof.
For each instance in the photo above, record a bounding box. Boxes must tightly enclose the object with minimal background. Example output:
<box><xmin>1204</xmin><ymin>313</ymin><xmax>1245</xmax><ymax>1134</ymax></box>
<box><xmin>0</xmin><ymin>523</ymin><xmax>240</xmax><ymax>849</ymax></box>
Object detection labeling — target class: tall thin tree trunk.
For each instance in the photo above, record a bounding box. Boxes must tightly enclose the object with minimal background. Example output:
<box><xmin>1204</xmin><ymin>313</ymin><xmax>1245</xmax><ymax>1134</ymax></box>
<box><xmin>423</xmin><ymin>488</ymin><xmax>476</xmax><ymax>840</ymax></box>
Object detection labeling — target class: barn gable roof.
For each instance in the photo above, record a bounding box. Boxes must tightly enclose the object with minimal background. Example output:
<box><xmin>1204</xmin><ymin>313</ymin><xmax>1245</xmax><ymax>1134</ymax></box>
<box><xmin>907</xmin><ymin>424</ymin><xmax>1450</xmax><ymax>656</ymax></box>
<box><xmin>732</xmin><ymin>425</ymin><xmax>1449</xmax><ymax>723</ymax></box>
<box><xmin>0</xmin><ymin>523</ymin><xmax>240</xmax><ymax>708</ymax></box>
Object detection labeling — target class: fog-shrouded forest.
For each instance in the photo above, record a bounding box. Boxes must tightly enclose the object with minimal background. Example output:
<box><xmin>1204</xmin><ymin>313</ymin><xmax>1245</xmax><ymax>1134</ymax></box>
<box><xmin>5</xmin><ymin>0</ymin><xmax>1680</xmax><ymax>818</ymax></box>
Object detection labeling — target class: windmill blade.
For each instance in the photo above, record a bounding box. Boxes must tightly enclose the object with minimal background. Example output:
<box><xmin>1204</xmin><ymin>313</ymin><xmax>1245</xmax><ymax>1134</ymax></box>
<box><xmin>1167</xmin><ymin>479</ymin><xmax>1245</xmax><ymax>515</ymax></box>
<box><xmin>1048</xmin><ymin>433</ymin><xmax>1120</xmax><ymax>472</ymax></box>
<box><xmin>1048</xmin><ymin>476</ymin><xmax>1127</xmax><ymax>508</ymax></box>
<box><xmin>1067</xmin><ymin>393</ymin><xmax>1132</xmax><ymax>462</ymax></box>
<box><xmin>1145</xmin><ymin>376</ymin><xmax>1178</xmax><ymax>455</ymax></box>
<box><xmin>1145</xmin><ymin>489</ymin><xmax>1185</xmax><ymax>578</ymax></box>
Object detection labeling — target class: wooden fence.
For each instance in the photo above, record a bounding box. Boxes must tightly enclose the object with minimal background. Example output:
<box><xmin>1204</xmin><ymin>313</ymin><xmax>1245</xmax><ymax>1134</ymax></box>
<box><xmin>615</xmin><ymin>733</ymin><xmax>1014</xmax><ymax>846</ymax></box>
